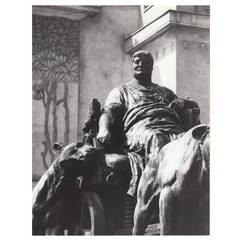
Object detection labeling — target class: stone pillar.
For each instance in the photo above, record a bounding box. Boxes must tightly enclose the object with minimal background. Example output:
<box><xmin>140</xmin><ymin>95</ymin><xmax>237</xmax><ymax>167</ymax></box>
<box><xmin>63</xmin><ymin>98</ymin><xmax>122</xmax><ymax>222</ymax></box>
<box><xmin>124</xmin><ymin>6</ymin><xmax>210</xmax><ymax>124</ymax></box>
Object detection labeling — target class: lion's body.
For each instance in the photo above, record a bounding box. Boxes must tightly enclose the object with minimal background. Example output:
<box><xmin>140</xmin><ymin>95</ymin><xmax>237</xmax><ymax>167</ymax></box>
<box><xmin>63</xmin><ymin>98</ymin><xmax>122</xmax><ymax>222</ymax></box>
<box><xmin>32</xmin><ymin>143</ymin><xmax>96</xmax><ymax>235</ymax></box>
<box><xmin>133</xmin><ymin>125</ymin><xmax>210</xmax><ymax>235</ymax></box>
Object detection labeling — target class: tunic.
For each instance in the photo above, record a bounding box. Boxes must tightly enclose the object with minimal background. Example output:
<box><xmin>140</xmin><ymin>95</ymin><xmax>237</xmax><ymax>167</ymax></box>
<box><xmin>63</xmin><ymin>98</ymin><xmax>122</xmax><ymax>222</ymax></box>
<box><xmin>104</xmin><ymin>81</ymin><xmax>185</xmax><ymax>196</ymax></box>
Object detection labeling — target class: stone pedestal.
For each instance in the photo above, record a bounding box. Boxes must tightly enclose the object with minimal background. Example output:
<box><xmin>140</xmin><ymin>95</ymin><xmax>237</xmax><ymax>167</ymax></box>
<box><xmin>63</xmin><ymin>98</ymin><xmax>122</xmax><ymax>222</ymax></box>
<box><xmin>124</xmin><ymin>7</ymin><xmax>210</xmax><ymax>123</ymax></box>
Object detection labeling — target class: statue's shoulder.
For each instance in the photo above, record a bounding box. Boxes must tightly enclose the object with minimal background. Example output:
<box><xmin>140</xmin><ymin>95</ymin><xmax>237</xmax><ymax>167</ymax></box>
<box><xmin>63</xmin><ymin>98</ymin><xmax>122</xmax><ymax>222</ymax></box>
<box><xmin>105</xmin><ymin>84</ymin><xmax>128</xmax><ymax>105</ymax></box>
<box><xmin>151</xmin><ymin>82</ymin><xmax>162</xmax><ymax>89</ymax></box>
<box><xmin>151</xmin><ymin>84</ymin><xmax>177</xmax><ymax>102</ymax></box>
<box><xmin>122</xmin><ymin>81</ymin><xmax>132</xmax><ymax>88</ymax></box>
<box><xmin>111</xmin><ymin>83</ymin><xmax>128</xmax><ymax>91</ymax></box>
<box><xmin>107</xmin><ymin>85</ymin><xmax>124</xmax><ymax>97</ymax></box>
<box><xmin>150</xmin><ymin>83</ymin><xmax>171</xmax><ymax>93</ymax></box>
<box><xmin>159</xmin><ymin>85</ymin><xmax>173</xmax><ymax>93</ymax></box>
<box><xmin>160</xmin><ymin>85</ymin><xmax>177</xmax><ymax>98</ymax></box>
<box><xmin>114</xmin><ymin>82</ymin><xmax>131</xmax><ymax>94</ymax></box>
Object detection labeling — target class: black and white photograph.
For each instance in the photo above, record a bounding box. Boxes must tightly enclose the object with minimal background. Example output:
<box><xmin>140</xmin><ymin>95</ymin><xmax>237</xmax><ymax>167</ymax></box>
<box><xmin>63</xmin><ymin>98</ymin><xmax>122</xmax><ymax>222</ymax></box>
<box><xmin>2</xmin><ymin>1</ymin><xmax>240</xmax><ymax>239</ymax></box>
<box><xmin>31</xmin><ymin>4</ymin><xmax>210</xmax><ymax>235</ymax></box>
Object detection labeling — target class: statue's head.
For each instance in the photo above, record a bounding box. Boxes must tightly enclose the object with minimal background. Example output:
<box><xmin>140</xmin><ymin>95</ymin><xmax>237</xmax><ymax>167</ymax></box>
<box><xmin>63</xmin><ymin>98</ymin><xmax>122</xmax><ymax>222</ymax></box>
<box><xmin>132</xmin><ymin>50</ymin><xmax>154</xmax><ymax>82</ymax></box>
<box><xmin>53</xmin><ymin>142</ymin><xmax>97</xmax><ymax>178</ymax></box>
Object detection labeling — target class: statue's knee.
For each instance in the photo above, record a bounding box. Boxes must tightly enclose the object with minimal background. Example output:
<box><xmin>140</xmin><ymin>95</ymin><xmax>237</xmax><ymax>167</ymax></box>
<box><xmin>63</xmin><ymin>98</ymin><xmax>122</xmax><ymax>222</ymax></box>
<box><xmin>105</xmin><ymin>153</ymin><xmax>130</xmax><ymax>171</ymax></box>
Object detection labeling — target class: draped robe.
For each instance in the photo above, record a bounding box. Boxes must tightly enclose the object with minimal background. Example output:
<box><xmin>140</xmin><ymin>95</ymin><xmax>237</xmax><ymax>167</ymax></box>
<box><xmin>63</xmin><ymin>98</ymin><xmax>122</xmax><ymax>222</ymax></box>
<box><xmin>104</xmin><ymin>81</ymin><xmax>185</xmax><ymax>196</ymax></box>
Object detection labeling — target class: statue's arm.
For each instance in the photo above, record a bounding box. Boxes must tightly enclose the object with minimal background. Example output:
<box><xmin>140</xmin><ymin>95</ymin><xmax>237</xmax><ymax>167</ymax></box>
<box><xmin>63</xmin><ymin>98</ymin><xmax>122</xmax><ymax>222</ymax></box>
<box><xmin>182</xmin><ymin>98</ymin><xmax>200</xmax><ymax>111</ymax></box>
<box><xmin>169</xmin><ymin>97</ymin><xmax>200</xmax><ymax>113</ymax></box>
<box><xmin>97</xmin><ymin>87</ymin><xmax>125</xmax><ymax>145</ymax></box>
<box><xmin>97</xmin><ymin>110</ymin><xmax>113</xmax><ymax>144</ymax></box>
<box><xmin>165</xmin><ymin>86</ymin><xmax>201</xmax><ymax>129</ymax></box>
<box><xmin>169</xmin><ymin>97</ymin><xmax>201</xmax><ymax>130</ymax></box>
<box><xmin>164</xmin><ymin>86</ymin><xmax>199</xmax><ymax>111</ymax></box>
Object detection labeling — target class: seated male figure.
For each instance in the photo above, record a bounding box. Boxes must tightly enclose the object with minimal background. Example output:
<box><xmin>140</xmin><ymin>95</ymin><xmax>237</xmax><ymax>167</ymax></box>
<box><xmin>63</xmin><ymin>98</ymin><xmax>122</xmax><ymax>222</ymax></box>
<box><xmin>97</xmin><ymin>50</ymin><xmax>200</xmax><ymax>197</ymax></box>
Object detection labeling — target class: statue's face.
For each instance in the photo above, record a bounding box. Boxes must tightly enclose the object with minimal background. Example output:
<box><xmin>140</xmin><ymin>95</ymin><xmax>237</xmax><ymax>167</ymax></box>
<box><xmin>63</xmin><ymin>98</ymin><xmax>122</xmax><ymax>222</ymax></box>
<box><xmin>132</xmin><ymin>54</ymin><xmax>153</xmax><ymax>80</ymax></box>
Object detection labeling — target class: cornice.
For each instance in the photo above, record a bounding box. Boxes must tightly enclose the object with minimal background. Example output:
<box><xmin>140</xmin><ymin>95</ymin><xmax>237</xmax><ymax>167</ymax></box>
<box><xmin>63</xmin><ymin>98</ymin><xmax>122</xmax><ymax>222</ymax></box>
<box><xmin>125</xmin><ymin>10</ymin><xmax>210</xmax><ymax>54</ymax></box>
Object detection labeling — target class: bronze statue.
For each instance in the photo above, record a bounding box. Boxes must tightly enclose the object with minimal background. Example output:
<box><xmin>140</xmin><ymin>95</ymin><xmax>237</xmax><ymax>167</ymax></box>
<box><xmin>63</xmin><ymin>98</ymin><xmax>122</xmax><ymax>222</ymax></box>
<box><xmin>33</xmin><ymin>50</ymin><xmax>206</xmax><ymax>235</ymax></box>
<box><xmin>97</xmin><ymin>50</ymin><xmax>200</xmax><ymax>197</ymax></box>
<box><xmin>32</xmin><ymin>142</ymin><xmax>99</xmax><ymax>235</ymax></box>
<box><xmin>132</xmin><ymin>124</ymin><xmax>210</xmax><ymax>235</ymax></box>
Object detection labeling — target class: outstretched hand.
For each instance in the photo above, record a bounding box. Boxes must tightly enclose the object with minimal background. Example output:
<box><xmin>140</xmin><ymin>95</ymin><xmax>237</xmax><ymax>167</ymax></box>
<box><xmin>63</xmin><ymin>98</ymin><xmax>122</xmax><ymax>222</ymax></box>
<box><xmin>97</xmin><ymin>129</ymin><xmax>111</xmax><ymax>145</ymax></box>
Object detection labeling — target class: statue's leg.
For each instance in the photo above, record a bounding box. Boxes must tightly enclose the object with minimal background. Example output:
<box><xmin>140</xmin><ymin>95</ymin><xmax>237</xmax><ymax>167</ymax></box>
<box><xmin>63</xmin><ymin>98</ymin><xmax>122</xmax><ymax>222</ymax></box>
<box><xmin>46</xmin><ymin>225</ymin><xmax>64</xmax><ymax>235</ymax></box>
<box><xmin>32</xmin><ymin>219</ymin><xmax>45</xmax><ymax>235</ymax></box>
<box><xmin>133</xmin><ymin>191</ymin><xmax>158</xmax><ymax>235</ymax></box>
<box><xmin>159</xmin><ymin>187</ymin><xmax>178</xmax><ymax>235</ymax></box>
<box><xmin>45</xmin><ymin>200</ymin><xmax>66</xmax><ymax>235</ymax></box>
<box><xmin>68</xmin><ymin>223</ymin><xmax>83</xmax><ymax>235</ymax></box>
<box><xmin>147</xmin><ymin>132</ymin><xmax>169</xmax><ymax>160</ymax></box>
<box><xmin>133</xmin><ymin>199</ymin><xmax>151</xmax><ymax>235</ymax></box>
<box><xmin>68</xmin><ymin>202</ymin><xmax>83</xmax><ymax>236</ymax></box>
<box><xmin>132</xmin><ymin>163</ymin><xmax>159</xmax><ymax>235</ymax></box>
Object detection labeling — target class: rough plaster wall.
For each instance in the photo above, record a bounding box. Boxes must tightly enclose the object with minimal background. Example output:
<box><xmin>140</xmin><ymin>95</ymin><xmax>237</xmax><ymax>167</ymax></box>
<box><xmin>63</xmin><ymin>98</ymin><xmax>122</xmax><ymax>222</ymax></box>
<box><xmin>176</xmin><ymin>27</ymin><xmax>210</xmax><ymax>124</ymax></box>
<box><xmin>32</xmin><ymin>83</ymin><xmax>78</xmax><ymax>179</ymax></box>
<box><xmin>142</xmin><ymin>29</ymin><xmax>177</xmax><ymax>92</ymax></box>
<box><xmin>78</xmin><ymin>6</ymin><xmax>140</xmax><ymax>139</ymax></box>
<box><xmin>32</xmin><ymin>15</ymin><xmax>79</xmax><ymax>178</ymax></box>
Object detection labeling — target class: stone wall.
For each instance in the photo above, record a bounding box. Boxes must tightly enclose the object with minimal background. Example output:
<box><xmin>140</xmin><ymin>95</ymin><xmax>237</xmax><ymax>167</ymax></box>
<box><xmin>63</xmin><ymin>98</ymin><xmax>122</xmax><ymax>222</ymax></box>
<box><xmin>77</xmin><ymin>6</ymin><xmax>141</xmax><ymax>140</ymax></box>
<box><xmin>176</xmin><ymin>27</ymin><xmax>210</xmax><ymax>124</ymax></box>
<box><xmin>141</xmin><ymin>28</ymin><xmax>177</xmax><ymax>92</ymax></box>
